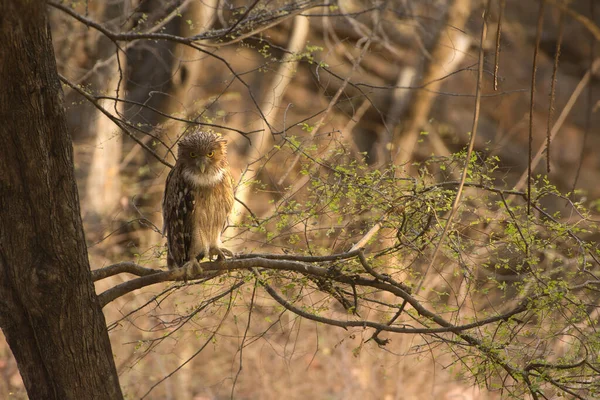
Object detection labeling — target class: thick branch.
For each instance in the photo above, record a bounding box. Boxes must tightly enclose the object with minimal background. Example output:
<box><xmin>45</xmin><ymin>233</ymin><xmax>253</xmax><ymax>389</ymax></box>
<box><xmin>97</xmin><ymin>255</ymin><xmax>414</xmax><ymax>306</ymax></box>
<box><xmin>92</xmin><ymin>262</ymin><xmax>160</xmax><ymax>281</ymax></box>
<box><xmin>96</xmin><ymin>255</ymin><xmax>529</xmax><ymax>339</ymax></box>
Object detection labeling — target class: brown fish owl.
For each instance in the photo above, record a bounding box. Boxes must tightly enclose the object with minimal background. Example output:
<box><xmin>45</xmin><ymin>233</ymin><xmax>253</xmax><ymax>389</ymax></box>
<box><xmin>162</xmin><ymin>130</ymin><xmax>234</xmax><ymax>269</ymax></box>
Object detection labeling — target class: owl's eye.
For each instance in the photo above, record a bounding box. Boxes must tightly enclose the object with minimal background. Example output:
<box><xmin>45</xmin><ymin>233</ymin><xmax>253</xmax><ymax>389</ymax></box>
<box><xmin>206</xmin><ymin>151</ymin><xmax>214</xmax><ymax>158</ymax></box>
<box><xmin>190</xmin><ymin>152</ymin><xmax>197</xmax><ymax>158</ymax></box>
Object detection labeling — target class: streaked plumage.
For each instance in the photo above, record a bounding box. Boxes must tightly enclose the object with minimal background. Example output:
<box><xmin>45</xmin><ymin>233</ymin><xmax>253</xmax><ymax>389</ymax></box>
<box><xmin>162</xmin><ymin>130</ymin><xmax>234</xmax><ymax>269</ymax></box>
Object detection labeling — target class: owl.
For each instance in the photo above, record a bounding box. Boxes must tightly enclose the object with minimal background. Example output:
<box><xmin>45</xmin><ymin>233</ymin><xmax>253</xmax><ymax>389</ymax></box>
<box><xmin>162</xmin><ymin>130</ymin><xmax>235</xmax><ymax>270</ymax></box>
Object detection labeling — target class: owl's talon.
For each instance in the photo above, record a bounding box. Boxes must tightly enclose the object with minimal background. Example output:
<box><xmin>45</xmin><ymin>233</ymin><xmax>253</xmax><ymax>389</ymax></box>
<box><xmin>182</xmin><ymin>259</ymin><xmax>203</xmax><ymax>282</ymax></box>
<box><xmin>211</xmin><ymin>247</ymin><xmax>233</xmax><ymax>261</ymax></box>
<box><xmin>221</xmin><ymin>248</ymin><xmax>234</xmax><ymax>258</ymax></box>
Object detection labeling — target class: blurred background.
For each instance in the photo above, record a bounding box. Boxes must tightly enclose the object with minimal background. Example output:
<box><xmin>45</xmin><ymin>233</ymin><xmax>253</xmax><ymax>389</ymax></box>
<box><xmin>2</xmin><ymin>0</ymin><xmax>599</xmax><ymax>398</ymax></box>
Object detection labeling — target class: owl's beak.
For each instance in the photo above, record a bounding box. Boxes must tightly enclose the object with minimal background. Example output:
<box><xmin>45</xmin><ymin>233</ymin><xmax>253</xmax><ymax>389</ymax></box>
<box><xmin>197</xmin><ymin>158</ymin><xmax>207</xmax><ymax>173</ymax></box>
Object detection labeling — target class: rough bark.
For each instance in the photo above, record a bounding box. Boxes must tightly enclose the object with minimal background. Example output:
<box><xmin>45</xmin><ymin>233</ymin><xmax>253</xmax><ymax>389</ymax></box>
<box><xmin>0</xmin><ymin>2</ymin><xmax>123</xmax><ymax>399</ymax></box>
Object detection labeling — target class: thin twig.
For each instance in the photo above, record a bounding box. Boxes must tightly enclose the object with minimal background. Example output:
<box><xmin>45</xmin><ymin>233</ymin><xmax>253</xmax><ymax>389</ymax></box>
<box><xmin>546</xmin><ymin>0</ymin><xmax>600</xmax><ymax>41</ymax></box>
<box><xmin>493</xmin><ymin>0</ymin><xmax>505</xmax><ymax>91</ymax></box>
<box><xmin>571</xmin><ymin>0</ymin><xmax>595</xmax><ymax>192</ymax></box>
<box><xmin>48</xmin><ymin>0</ymin><xmax>322</xmax><ymax>48</ymax></box>
<box><xmin>416</xmin><ymin>3</ymin><xmax>489</xmax><ymax>296</ymax></box>
<box><xmin>528</xmin><ymin>0</ymin><xmax>545</xmax><ymax>215</ymax></box>
<box><xmin>546</xmin><ymin>11</ymin><xmax>564</xmax><ymax>173</ymax></box>
<box><xmin>230</xmin><ymin>14</ymin><xmax>310</xmax><ymax>232</ymax></box>
<box><xmin>514</xmin><ymin>58</ymin><xmax>600</xmax><ymax>192</ymax></box>
<box><xmin>139</xmin><ymin>282</ymin><xmax>239</xmax><ymax>399</ymax></box>
<box><xmin>254</xmin><ymin>270</ymin><xmax>529</xmax><ymax>335</ymax></box>
<box><xmin>278</xmin><ymin>35</ymin><xmax>374</xmax><ymax>183</ymax></box>
<box><xmin>392</xmin><ymin>0</ymin><xmax>472</xmax><ymax>165</ymax></box>
<box><xmin>230</xmin><ymin>276</ymin><xmax>257</xmax><ymax>400</ymax></box>
<box><xmin>59</xmin><ymin>74</ymin><xmax>174</xmax><ymax>168</ymax></box>
<box><xmin>94</xmin><ymin>96</ymin><xmax>261</xmax><ymax>137</ymax></box>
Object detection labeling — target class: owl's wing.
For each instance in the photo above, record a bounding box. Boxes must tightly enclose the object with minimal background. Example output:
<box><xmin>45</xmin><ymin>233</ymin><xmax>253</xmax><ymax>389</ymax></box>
<box><xmin>224</xmin><ymin>170</ymin><xmax>235</xmax><ymax>216</ymax></box>
<box><xmin>162</xmin><ymin>167</ymin><xmax>195</xmax><ymax>267</ymax></box>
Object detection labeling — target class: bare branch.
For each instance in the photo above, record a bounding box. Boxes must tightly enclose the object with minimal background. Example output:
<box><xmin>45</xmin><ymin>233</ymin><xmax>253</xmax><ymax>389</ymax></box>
<box><xmin>92</xmin><ymin>262</ymin><xmax>160</xmax><ymax>281</ymax></box>
<box><xmin>48</xmin><ymin>1</ymin><xmax>324</xmax><ymax>48</ymax></box>
<box><xmin>59</xmin><ymin>74</ymin><xmax>174</xmax><ymax>168</ymax></box>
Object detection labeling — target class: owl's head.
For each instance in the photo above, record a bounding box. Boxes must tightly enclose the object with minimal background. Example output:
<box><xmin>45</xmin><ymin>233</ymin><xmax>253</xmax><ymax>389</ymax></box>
<box><xmin>177</xmin><ymin>130</ymin><xmax>228</xmax><ymax>185</ymax></box>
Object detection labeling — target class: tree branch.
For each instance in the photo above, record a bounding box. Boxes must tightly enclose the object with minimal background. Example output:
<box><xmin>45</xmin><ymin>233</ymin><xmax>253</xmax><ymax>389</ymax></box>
<box><xmin>92</xmin><ymin>262</ymin><xmax>160</xmax><ymax>281</ymax></box>
<box><xmin>59</xmin><ymin>74</ymin><xmax>174</xmax><ymax>168</ymax></box>
<box><xmin>96</xmin><ymin>253</ymin><xmax>531</xmax><ymax>338</ymax></box>
<box><xmin>48</xmin><ymin>1</ymin><xmax>323</xmax><ymax>47</ymax></box>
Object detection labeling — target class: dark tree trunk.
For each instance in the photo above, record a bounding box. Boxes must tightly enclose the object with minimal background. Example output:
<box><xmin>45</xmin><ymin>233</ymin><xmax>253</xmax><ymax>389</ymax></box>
<box><xmin>0</xmin><ymin>2</ymin><xmax>123</xmax><ymax>399</ymax></box>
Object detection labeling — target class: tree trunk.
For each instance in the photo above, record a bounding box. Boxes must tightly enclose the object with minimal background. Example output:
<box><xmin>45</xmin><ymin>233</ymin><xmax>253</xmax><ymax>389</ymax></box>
<box><xmin>0</xmin><ymin>2</ymin><xmax>123</xmax><ymax>399</ymax></box>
